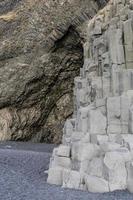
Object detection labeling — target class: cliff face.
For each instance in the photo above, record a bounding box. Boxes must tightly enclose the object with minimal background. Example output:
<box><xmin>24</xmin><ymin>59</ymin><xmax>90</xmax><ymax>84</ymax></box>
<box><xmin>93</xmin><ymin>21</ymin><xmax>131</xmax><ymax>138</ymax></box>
<box><xmin>47</xmin><ymin>0</ymin><xmax>133</xmax><ymax>193</ymax></box>
<box><xmin>0</xmin><ymin>0</ymin><xmax>108</xmax><ymax>143</ymax></box>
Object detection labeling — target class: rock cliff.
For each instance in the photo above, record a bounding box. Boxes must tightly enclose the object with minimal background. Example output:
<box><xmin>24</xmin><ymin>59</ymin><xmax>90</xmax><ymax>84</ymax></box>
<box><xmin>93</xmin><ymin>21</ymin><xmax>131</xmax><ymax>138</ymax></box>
<box><xmin>0</xmin><ymin>0</ymin><xmax>108</xmax><ymax>143</ymax></box>
<box><xmin>47</xmin><ymin>0</ymin><xmax>133</xmax><ymax>193</ymax></box>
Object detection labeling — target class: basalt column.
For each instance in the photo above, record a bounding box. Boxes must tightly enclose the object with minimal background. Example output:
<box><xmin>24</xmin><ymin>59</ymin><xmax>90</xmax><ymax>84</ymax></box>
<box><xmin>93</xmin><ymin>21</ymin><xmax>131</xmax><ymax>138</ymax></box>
<box><xmin>47</xmin><ymin>0</ymin><xmax>133</xmax><ymax>193</ymax></box>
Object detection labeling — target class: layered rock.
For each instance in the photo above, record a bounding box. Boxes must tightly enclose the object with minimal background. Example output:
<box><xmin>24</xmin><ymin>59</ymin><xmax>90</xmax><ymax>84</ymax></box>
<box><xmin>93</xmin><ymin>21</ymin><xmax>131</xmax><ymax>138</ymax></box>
<box><xmin>47</xmin><ymin>0</ymin><xmax>133</xmax><ymax>193</ymax></box>
<box><xmin>0</xmin><ymin>0</ymin><xmax>108</xmax><ymax>143</ymax></box>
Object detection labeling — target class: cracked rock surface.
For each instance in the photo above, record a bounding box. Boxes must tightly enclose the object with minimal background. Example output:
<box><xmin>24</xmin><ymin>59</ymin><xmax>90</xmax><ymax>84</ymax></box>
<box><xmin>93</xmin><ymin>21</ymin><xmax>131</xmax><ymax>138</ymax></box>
<box><xmin>0</xmin><ymin>0</ymin><xmax>109</xmax><ymax>143</ymax></box>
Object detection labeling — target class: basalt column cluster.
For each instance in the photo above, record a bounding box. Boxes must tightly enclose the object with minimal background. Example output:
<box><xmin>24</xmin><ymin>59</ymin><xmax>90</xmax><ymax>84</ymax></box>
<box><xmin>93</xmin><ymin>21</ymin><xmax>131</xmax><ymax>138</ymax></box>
<box><xmin>47</xmin><ymin>0</ymin><xmax>133</xmax><ymax>193</ymax></box>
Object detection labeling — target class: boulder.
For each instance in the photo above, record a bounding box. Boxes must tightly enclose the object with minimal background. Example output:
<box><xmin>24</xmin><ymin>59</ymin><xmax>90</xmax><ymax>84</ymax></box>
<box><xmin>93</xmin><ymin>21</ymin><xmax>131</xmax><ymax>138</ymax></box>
<box><xmin>126</xmin><ymin>162</ymin><xmax>133</xmax><ymax>193</ymax></box>
<box><xmin>47</xmin><ymin>167</ymin><xmax>63</xmax><ymax>185</ymax></box>
<box><xmin>56</xmin><ymin>145</ymin><xmax>71</xmax><ymax>158</ymax></box>
<box><xmin>85</xmin><ymin>175</ymin><xmax>109</xmax><ymax>193</ymax></box>
<box><xmin>63</xmin><ymin>169</ymin><xmax>82</xmax><ymax>189</ymax></box>
<box><xmin>104</xmin><ymin>151</ymin><xmax>127</xmax><ymax>191</ymax></box>
<box><xmin>51</xmin><ymin>156</ymin><xmax>71</xmax><ymax>169</ymax></box>
<box><xmin>71</xmin><ymin>142</ymin><xmax>100</xmax><ymax>162</ymax></box>
<box><xmin>88</xmin><ymin>157</ymin><xmax>104</xmax><ymax>178</ymax></box>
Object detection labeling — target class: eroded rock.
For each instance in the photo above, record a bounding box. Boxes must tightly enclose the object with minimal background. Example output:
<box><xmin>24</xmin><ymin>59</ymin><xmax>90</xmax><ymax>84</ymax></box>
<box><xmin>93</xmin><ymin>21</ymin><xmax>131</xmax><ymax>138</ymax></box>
<box><xmin>0</xmin><ymin>0</ymin><xmax>108</xmax><ymax>143</ymax></box>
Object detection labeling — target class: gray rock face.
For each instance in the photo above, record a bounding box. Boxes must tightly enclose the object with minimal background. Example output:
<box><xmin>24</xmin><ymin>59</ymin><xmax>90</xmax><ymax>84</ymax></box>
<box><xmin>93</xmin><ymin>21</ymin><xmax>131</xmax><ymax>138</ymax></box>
<box><xmin>0</xmin><ymin>0</ymin><xmax>109</xmax><ymax>143</ymax></box>
<box><xmin>47</xmin><ymin>0</ymin><xmax>133</xmax><ymax>193</ymax></box>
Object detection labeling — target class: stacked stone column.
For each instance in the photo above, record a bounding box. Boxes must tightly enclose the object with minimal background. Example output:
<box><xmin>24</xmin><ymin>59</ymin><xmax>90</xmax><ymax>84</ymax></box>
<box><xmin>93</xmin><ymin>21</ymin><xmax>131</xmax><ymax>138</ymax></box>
<box><xmin>47</xmin><ymin>0</ymin><xmax>133</xmax><ymax>193</ymax></box>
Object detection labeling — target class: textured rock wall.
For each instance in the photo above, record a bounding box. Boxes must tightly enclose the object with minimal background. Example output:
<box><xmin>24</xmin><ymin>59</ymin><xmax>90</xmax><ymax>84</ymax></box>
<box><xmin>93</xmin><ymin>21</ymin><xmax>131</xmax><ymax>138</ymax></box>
<box><xmin>47</xmin><ymin>0</ymin><xmax>133</xmax><ymax>193</ymax></box>
<box><xmin>0</xmin><ymin>0</ymin><xmax>108</xmax><ymax>143</ymax></box>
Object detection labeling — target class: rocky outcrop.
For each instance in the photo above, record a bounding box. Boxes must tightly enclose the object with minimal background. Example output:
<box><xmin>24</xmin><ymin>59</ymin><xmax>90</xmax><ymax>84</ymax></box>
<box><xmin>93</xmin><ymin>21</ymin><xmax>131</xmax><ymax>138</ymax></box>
<box><xmin>0</xmin><ymin>0</ymin><xmax>109</xmax><ymax>143</ymax></box>
<box><xmin>47</xmin><ymin>0</ymin><xmax>133</xmax><ymax>193</ymax></box>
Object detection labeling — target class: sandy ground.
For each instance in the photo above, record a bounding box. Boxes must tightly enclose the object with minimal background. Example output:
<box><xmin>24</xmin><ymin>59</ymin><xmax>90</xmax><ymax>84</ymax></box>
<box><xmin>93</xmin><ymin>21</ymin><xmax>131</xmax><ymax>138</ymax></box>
<box><xmin>0</xmin><ymin>141</ymin><xmax>133</xmax><ymax>200</ymax></box>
